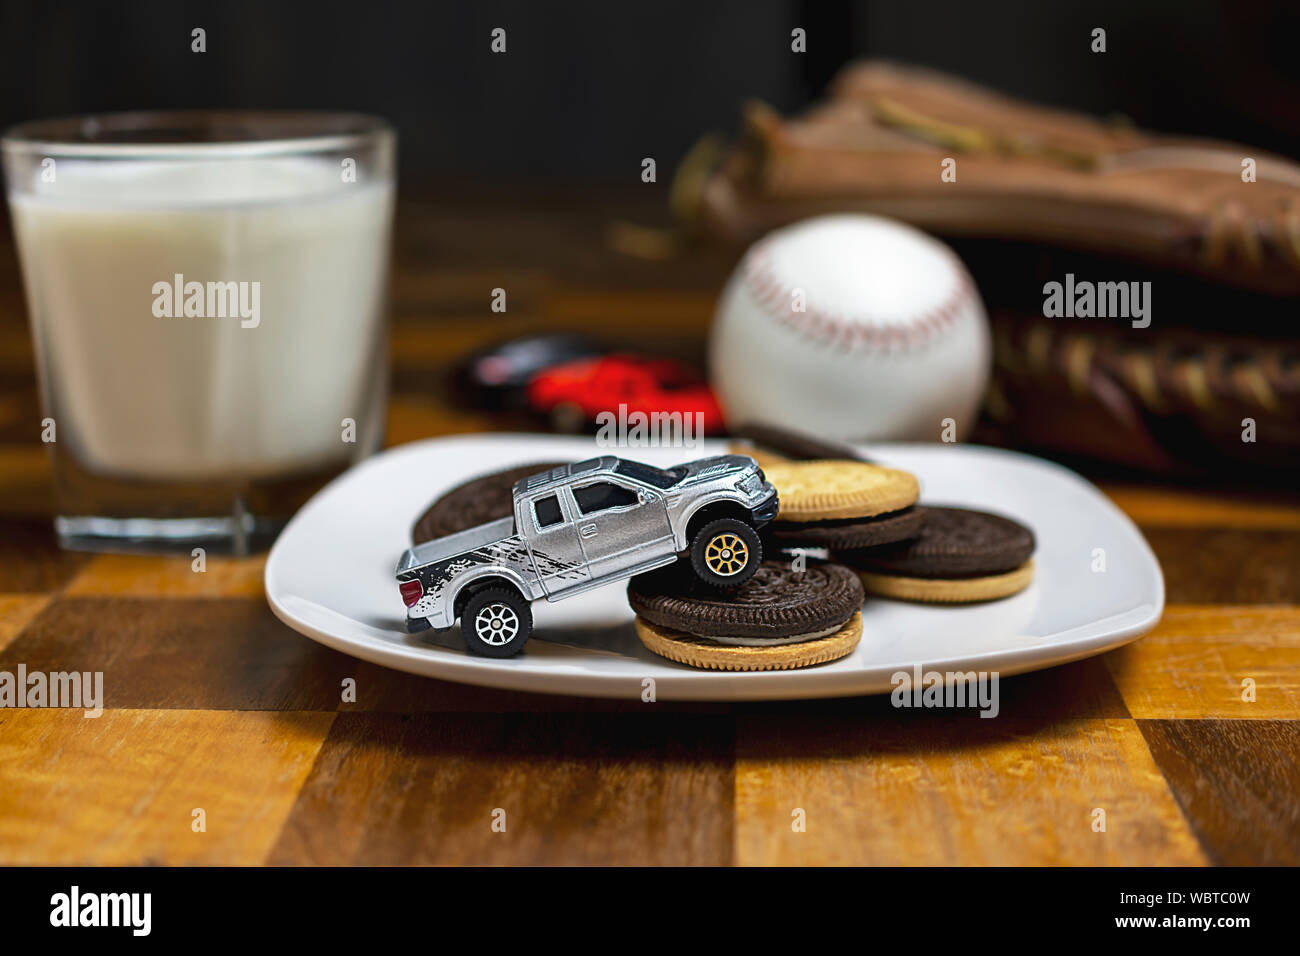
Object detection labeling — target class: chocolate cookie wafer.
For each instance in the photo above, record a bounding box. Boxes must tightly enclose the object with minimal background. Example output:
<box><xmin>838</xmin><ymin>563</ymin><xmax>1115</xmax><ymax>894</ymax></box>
<box><xmin>411</xmin><ymin>461</ymin><xmax>569</xmax><ymax>544</ymax></box>
<box><xmin>839</xmin><ymin>505</ymin><xmax>1035</xmax><ymax>603</ymax></box>
<box><xmin>767</xmin><ymin>505</ymin><xmax>927</xmax><ymax>550</ymax></box>
<box><xmin>627</xmin><ymin>559</ymin><xmax>864</xmax><ymax>669</ymax></box>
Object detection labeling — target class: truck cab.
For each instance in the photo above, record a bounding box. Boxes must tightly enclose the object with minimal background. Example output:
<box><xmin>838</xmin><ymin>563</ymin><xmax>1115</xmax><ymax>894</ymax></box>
<box><xmin>396</xmin><ymin>454</ymin><xmax>777</xmax><ymax>657</ymax></box>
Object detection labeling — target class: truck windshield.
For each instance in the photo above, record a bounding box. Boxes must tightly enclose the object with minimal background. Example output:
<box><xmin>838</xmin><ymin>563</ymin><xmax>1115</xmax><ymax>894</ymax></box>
<box><xmin>614</xmin><ymin>459</ymin><xmax>686</xmax><ymax>489</ymax></box>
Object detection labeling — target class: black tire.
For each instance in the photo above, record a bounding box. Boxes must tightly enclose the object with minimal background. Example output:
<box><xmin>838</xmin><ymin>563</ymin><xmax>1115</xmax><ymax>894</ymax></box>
<box><xmin>689</xmin><ymin>517</ymin><xmax>762</xmax><ymax>588</ymax></box>
<box><xmin>460</xmin><ymin>586</ymin><xmax>533</xmax><ymax>657</ymax></box>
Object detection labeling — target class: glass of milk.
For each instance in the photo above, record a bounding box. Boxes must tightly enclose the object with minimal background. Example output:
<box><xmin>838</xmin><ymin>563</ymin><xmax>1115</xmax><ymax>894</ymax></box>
<box><xmin>2</xmin><ymin>111</ymin><xmax>394</xmax><ymax>554</ymax></box>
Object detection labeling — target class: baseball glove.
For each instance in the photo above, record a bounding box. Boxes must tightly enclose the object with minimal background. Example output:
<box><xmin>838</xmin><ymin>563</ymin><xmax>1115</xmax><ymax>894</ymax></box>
<box><xmin>692</xmin><ymin>61</ymin><xmax>1300</xmax><ymax>296</ymax></box>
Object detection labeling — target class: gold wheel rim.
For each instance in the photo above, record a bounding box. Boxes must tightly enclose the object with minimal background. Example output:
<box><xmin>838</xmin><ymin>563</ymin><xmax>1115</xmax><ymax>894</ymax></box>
<box><xmin>704</xmin><ymin>532</ymin><xmax>748</xmax><ymax>576</ymax></box>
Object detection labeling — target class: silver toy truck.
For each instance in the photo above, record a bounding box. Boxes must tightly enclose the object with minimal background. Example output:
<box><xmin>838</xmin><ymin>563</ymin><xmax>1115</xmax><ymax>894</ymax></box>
<box><xmin>395</xmin><ymin>454</ymin><xmax>778</xmax><ymax>656</ymax></box>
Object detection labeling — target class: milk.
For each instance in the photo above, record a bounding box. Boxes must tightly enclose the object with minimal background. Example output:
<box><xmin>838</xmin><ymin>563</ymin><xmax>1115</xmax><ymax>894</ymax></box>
<box><xmin>10</xmin><ymin>158</ymin><xmax>392</xmax><ymax>480</ymax></box>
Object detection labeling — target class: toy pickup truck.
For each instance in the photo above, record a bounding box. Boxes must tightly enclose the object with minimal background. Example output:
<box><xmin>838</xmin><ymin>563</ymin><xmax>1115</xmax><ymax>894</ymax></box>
<box><xmin>395</xmin><ymin>454</ymin><xmax>778</xmax><ymax>656</ymax></box>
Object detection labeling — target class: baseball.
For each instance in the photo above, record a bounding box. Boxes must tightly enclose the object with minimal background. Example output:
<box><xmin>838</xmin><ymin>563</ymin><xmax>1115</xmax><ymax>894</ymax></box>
<box><xmin>709</xmin><ymin>214</ymin><xmax>991</xmax><ymax>442</ymax></box>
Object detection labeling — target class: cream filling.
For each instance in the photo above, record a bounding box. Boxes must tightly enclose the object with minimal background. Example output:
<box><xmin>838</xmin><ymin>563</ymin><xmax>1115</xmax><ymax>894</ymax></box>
<box><xmin>700</xmin><ymin>622</ymin><xmax>845</xmax><ymax>647</ymax></box>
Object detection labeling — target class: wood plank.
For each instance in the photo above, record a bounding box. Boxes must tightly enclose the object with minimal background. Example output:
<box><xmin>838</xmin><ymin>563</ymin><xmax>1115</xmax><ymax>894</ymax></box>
<box><xmin>0</xmin><ymin>390</ymin><xmax>40</xmax><ymax>443</ymax></box>
<box><xmin>384</xmin><ymin>395</ymin><xmax>497</xmax><ymax>445</ymax></box>
<box><xmin>0</xmin><ymin>709</ymin><xmax>334</xmax><ymax>865</ymax></box>
<box><xmin>1107</xmin><ymin>605</ymin><xmax>1300</xmax><ymax>719</ymax></box>
<box><xmin>542</xmin><ymin>289</ymin><xmax>717</xmax><ymax>329</ymax></box>
<box><xmin>1</xmin><ymin>597</ymin><xmax>356</xmax><ymax>710</ymax></box>
<box><xmin>65</xmin><ymin>554</ymin><xmax>267</xmax><ymax>598</ymax></box>
<box><xmin>390</xmin><ymin>314</ymin><xmax>552</xmax><ymax>364</ymax></box>
<box><xmin>0</xmin><ymin>326</ymin><xmax>35</xmax><ymax>372</ymax></box>
<box><xmin>0</xmin><ymin>517</ymin><xmax>89</xmax><ymax>590</ymax></box>
<box><xmin>736</xmin><ymin>655</ymin><xmax>1131</xmax><ymax>721</ymax></box>
<box><xmin>2</xmin><ymin>596</ymin><xmax>733</xmax><ymax>715</ymax></box>
<box><xmin>1143</xmin><ymin>528</ymin><xmax>1300</xmax><ymax>603</ymax></box>
<box><xmin>1138</xmin><ymin>719</ymin><xmax>1300</xmax><ymax>865</ymax></box>
<box><xmin>392</xmin><ymin>191</ymin><xmax>735</xmax><ymax>292</ymax></box>
<box><xmin>1102</xmin><ymin>484</ymin><xmax>1300</xmax><ymax>529</ymax></box>
<box><xmin>390</xmin><ymin>269</ymin><xmax>550</xmax><ymax>316</ymax></box>
<box><xmin>735</xmin><ymin>714</ymin><xmax>1206</xmax><ymax>866</ymax></box>
<box><xmin>270</xmin><ymin>712</ymin><xmax>733</xmax><ymax>865</ymax></box>
<box><xmin>388</xmin><ymin>294</ymin><xmax>716</xmax><ymax>370</ymax></box>
<box><xmin>342</xmin><ymin>658</ymin><xmax>733</xmax><ymax>714</ymax></box>
<box><xmin>0</xmin><ymin>594</ymin><xmax>51</xmax><ymax>652</ymax></box>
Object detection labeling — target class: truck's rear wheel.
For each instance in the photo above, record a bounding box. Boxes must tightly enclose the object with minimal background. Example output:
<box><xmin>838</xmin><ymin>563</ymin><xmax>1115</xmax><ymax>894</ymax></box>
<box><xmin>690</xmin><ymin>517</ymin><xmax>762</xmax><ymax>588</ymax></box>
<box><xmin>461</xmin><ymin>586</ymin><xmax>532</xmax><ymax>657</ymax></box>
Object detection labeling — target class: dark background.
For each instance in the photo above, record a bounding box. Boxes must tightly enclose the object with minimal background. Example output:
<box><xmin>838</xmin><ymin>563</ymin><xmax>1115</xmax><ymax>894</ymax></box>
<box><xmin>3</xmin><ymin>0</ymin><xmax>1299</xmax><ymax>181</ymax></box>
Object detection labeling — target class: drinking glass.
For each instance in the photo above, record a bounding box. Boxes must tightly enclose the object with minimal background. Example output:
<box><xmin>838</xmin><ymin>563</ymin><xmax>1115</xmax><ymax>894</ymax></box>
<box><xmin>2</xmin><ymin>110</ymin><xmax>395</xmax><ymax>553</ymax></box>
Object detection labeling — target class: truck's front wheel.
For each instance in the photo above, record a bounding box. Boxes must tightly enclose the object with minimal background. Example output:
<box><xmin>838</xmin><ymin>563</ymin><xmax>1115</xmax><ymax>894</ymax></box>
<box><xmin>461</xmin><ymin>586</ymin><xmax>532</xmax><ymax>658</ymax></box>
<box><xmin>690</xmin><ymin>517</ymin><xmax>762</xmax><ymax>588</ymax></box>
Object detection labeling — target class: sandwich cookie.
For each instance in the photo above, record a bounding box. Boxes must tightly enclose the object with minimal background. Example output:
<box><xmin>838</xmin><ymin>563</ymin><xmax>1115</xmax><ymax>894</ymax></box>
<box><xmin>728</xmin><ymin>429</ymin><xmax>922</xmax><ymax>551</ymax></box>
<box><xmin>763</xmin><ymin>460</ymin><xmax>919</xmax><ymax>522</ymax></box>
<box><xmin>839</xmin><ymin>505</ymin><xmax>1035</xmax><ymax>603</ymax></box>
<box><xmin>412</xmin><ymin>461</ymin><xmax>569</xmax><ymax>544</ymax></box>
<box><xmin>627</xmin><ymin>559</ymin><xmax>864</xmax><ymax>670</ymax></box>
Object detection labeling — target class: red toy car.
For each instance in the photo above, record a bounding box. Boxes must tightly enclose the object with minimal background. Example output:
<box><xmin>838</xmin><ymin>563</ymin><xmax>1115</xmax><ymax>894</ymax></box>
<box><xmin>527</xmin><ymin>354</ymin><xmax>725</xmax><ymax>434</ymax></box>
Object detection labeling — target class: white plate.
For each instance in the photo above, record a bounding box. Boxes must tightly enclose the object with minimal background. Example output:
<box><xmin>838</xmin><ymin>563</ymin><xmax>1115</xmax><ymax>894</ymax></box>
<box><xmin>265</xmin><ymin>434</ymin><xmax>1163</xmax><ymax>701</ymax></box>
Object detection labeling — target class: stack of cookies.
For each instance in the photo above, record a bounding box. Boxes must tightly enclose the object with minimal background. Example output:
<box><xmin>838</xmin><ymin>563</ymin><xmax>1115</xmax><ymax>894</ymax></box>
<box><xmin>624</xmin><ymin>453</ymin><xmax>926</xmax><ymax>671</ymax></box>
<box><xmin>628</xmin><ymin>560</ymin><xmax>864</xmax><ymax>671</ymax></box>
<box><xmin>624</xmin><ymin>435</ymin><xmax>917</xmax><ymax>670</ymax></box>
<box><xmin>731</xmin><ymin>423</ymin><xmax>1037</xmax><ymax>607</ymax></box>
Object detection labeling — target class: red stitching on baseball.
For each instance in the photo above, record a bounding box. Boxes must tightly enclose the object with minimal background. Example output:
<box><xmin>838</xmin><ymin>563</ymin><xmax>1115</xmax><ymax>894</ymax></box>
<box><xmin>743</xmin><ymin>237</ymin><xmax>975</xmax><ymax>352</ymax></box>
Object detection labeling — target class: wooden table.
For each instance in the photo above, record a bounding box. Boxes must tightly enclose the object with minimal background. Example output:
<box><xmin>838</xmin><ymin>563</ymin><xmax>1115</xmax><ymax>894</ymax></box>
<box><xmin>1</xmin><ymin>187</ymin><xmax>1297</xmax><ymax>866</ymax></box>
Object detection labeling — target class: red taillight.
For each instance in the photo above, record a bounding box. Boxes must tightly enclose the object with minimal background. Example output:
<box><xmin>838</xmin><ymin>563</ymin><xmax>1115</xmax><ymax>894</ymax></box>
<box><xmin>399</xmin><ymin>580</ymin><xmax>423</xmax><ymax>607</ymax></box>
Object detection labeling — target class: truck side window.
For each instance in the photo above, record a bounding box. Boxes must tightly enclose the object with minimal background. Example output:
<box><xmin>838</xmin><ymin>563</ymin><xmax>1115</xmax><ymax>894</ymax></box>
<box><xmin>574</xmin><ymin>482</ymin><xmax>638</xmax><ymax>514</ymax></box>
<box><xmin>534</xmin><ymin>494</ymin><xmax>563</xmax><ymax>528</ymax></box>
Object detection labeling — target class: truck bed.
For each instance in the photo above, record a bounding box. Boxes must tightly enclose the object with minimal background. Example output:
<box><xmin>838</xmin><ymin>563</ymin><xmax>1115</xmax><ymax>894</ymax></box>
<box><xmin>396</xmin><ymin>516</ymin><xmax>516</xmax><ymax>573</ymax></box>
